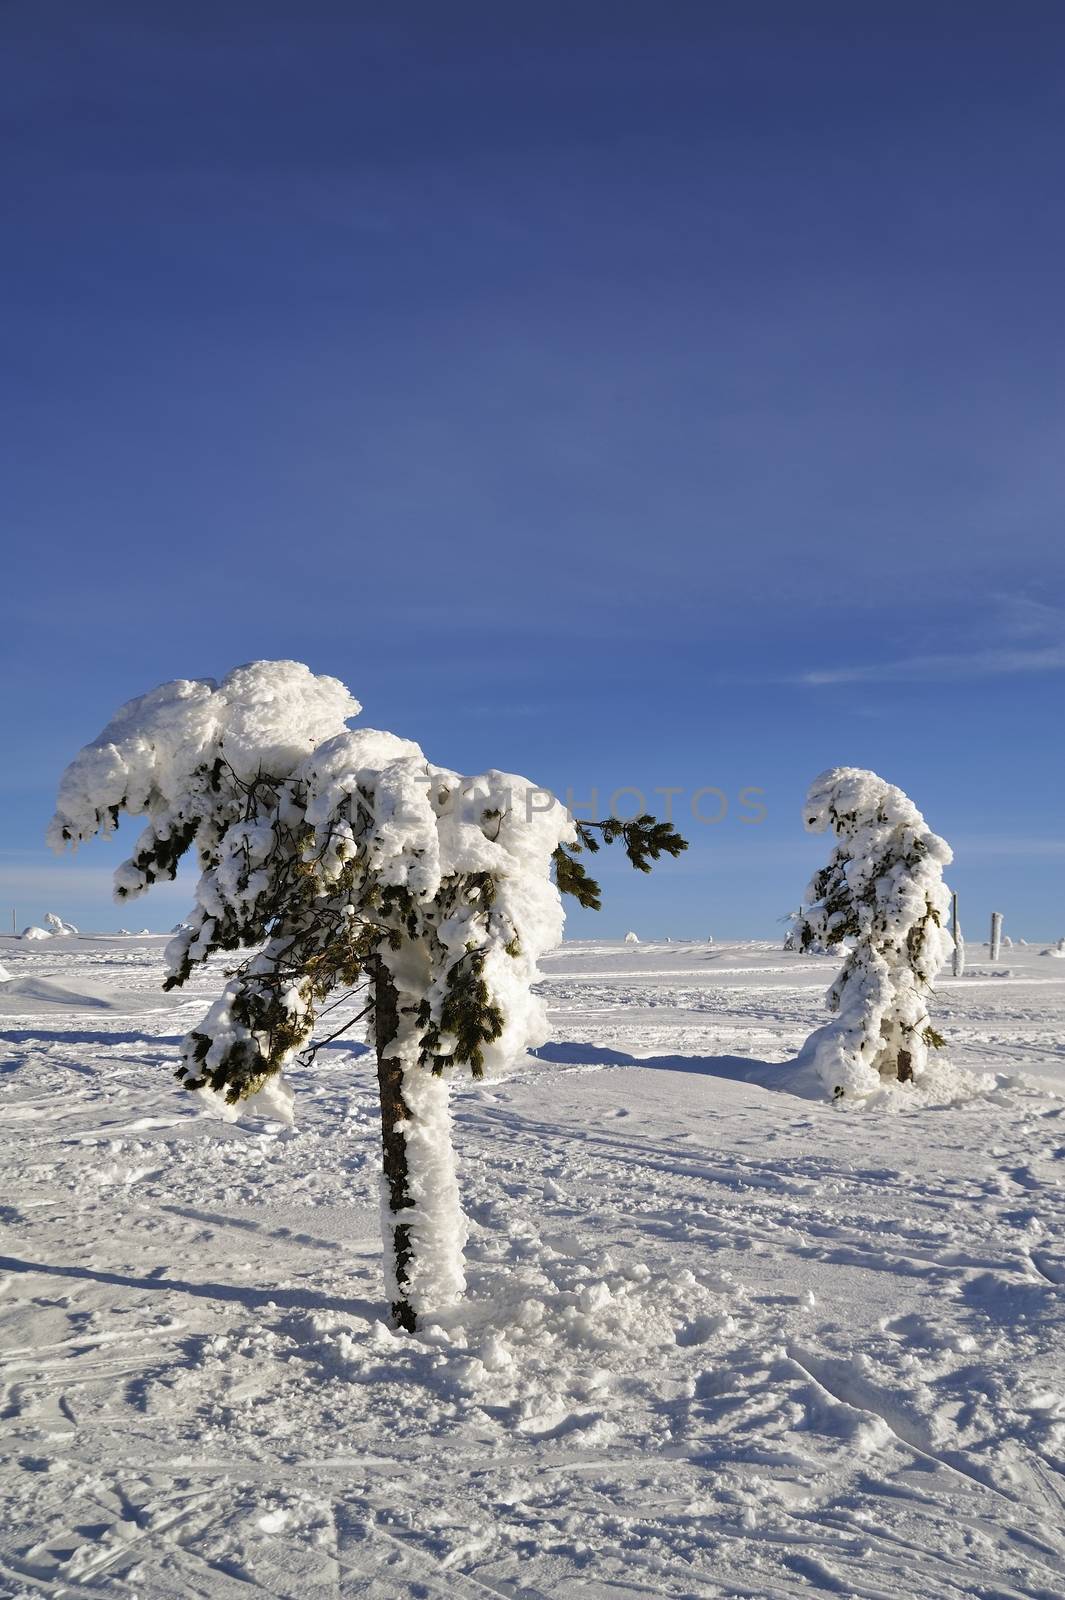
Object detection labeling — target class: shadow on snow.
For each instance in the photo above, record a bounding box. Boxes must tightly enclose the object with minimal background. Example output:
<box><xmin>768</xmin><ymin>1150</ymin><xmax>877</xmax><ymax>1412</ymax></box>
<box><xmin>532</xmin><ymin>1040</ymin><xmax>820</xmax><ymax>1099</ymax></box>
<box><xmin>0</xmin><ymin>1253</ymin><xmax>379</xmax><ymax>1322</ymax></box>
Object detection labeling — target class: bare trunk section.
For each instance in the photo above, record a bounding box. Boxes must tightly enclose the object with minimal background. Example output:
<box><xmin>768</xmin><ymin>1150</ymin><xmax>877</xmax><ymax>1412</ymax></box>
<box><xmin>373</xmin><ymin>956</ymin><xmax>417</xmax><ymax>1332</ymax></box>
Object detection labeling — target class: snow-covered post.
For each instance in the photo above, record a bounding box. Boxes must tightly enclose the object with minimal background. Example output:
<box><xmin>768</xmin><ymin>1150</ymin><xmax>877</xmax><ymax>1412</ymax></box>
<box><xmin>990</xmin><ymin>911</ymin><xmax>1003</xmax><ymax>962</ymax></box>
<box><xmin>951</xmin><ymin>892</ymin><xmax>965</xmax><ymax>978</ymax></box>
<box><xmin>50</xmin><ymin>662</ymin><xmax>687</xmax><ymax>1332</ymax></box>
<box><xmin>795</xmin><ymin>768</ymin><xmax>953</xmax><ymax>1102</ymax></box>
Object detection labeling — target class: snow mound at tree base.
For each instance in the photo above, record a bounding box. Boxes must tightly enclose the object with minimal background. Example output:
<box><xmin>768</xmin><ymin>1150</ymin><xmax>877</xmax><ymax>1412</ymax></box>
<box><xmin>795</xmin><ymin>1024</ymin><xmax>996</xmax><ymax>1108</ymax></box>
<box><xmin>280</xmin><ymin>1248</ymin><xmax>740</xmax><ymax>1440</ymax></box>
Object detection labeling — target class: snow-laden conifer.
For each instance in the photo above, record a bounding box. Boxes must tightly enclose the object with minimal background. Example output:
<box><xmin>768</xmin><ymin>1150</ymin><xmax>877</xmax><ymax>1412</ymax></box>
<box><xmin>795</xmin><ymin>767</ymin><xmax>953</xmax><ymax>1102</ymax></box>
<box><xmin>51</xmin><ymin>661</ymin><xmax>686</xmax><ymax>1330</ymax></box>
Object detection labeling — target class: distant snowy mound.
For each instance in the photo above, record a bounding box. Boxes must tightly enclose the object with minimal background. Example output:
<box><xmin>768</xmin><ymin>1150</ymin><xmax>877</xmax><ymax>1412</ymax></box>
<box><xmin>21</xmin><ymin>926</ymin><xmax>52</xmax><ymax>940</ymax></box>
<box><xmin>0</xmin><ymin>973</ymin><xmax>187</xmax><ymax>1016</ymax></box>
<box><xmin>624</xmin><ymin>931</ymin><xmax>640</xmax><ymax>943</ymax></box>
<box><xmin>44</xmin><ymin>912</ymin><xmax>79</xmax><ymax>936</ymax></box>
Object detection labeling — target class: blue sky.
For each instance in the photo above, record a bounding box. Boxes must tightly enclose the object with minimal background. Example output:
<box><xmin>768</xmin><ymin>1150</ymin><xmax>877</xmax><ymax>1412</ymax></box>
<box><xmin>3</xmin><ymin>3</ymin><xmax>1063</xmax><ymax>940</ymax></box>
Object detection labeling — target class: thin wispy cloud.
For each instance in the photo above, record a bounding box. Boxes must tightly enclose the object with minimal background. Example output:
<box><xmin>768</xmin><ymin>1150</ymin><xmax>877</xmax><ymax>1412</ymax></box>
<box><xmin>800</xmin><ymin>597</ymin><xmax>1065</xmax><ymax>686</ymax></box>
<box><xmin>802</xmin><ymin>642</ymin><xmax>1065</xmax><ymax>686</ymax></box>
<box><xmin>993</xmin><ymin>592</ymin><xmax>1065</xmax><ymax>640</ymax></box>
<box><xmin>950</xmin><ymin>837</ymin><xmax>1065</xmax><ymax>860</ymax></box>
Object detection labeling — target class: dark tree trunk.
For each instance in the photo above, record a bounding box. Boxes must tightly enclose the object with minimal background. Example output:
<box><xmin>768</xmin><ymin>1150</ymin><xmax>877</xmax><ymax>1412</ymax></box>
<box><xmin>897</xmin><ymin>1049</ymin><xmax>913</xmax><ymax>1083</ymax></box>
<box><xmin>373</xmin><ymin>957</ymin><xmax>417</xmax><ymax>1332</ymax></box>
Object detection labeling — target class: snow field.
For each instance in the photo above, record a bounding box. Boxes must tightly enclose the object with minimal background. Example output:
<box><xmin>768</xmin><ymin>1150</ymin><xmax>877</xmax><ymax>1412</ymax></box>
<box><xmin>1</xmin><ymin>935</ymin><xmax>1064</xmax><ymax>1597</ymax></box>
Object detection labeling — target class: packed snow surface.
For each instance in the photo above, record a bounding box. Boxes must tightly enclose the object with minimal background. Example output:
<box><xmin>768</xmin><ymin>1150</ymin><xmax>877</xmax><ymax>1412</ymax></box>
<box><xmin>2</xmin><ymin>935</ymin><xmax>1065</xmax><ymax>1597</ymax></box>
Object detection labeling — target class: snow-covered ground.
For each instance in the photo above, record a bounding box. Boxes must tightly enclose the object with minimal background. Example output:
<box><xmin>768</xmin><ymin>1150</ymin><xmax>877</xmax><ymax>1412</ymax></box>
<box><xmin>1</xmin><ymin>934</ymin><xmax>1064</xmax><ymax>1598</ymax></box>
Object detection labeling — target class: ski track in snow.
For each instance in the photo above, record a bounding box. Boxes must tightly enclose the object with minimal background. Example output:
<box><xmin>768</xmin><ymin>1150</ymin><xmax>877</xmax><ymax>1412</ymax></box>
<box><xmin>1</xmin><ymin>935</ymin><xmax>1064</xmax><ymax>1598</ymax></box>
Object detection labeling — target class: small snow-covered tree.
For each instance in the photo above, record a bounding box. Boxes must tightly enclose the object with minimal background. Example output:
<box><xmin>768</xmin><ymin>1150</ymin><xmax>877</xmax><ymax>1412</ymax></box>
<box><xmin>795</xmin><ymin>767</ymin><xmax>953</xmax><ymax>1102</ymax></box>
<box><xmin>51</xmin><ymin>662</ymin><xmax>685</xmax><ymax>1330</ymax></box>
<box><xmin>781</xmin><ymin>907</ymin><xmax>803</xmax><ymax>952</ymax></box>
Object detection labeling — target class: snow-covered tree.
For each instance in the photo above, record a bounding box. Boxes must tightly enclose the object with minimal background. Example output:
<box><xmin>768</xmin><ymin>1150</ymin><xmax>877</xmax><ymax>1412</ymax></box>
<box><xmin>45</xmin><ymin>912</ymin><xmax>79</xmax><ymax>936</ymax></box>
<box><xmin>795</xmin><ymin>767</ymin><xmax>953</xmax><ymax>1102</ymax></box>
<box><xmin>51</xmin><ymin>661</ymin><xmax>686</xmax><ymax>1330</ymax></box>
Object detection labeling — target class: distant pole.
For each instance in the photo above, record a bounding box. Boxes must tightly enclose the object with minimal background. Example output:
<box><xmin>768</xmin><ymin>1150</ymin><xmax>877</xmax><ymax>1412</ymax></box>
<box><xmin>990</xmin><ymin>910</ymin><xmax>1003</xmax><ymax>962</ymax></box>
<box><xmin>10</xmin><ymin>907</ymin><xmax>14</xmax><ymax>936</ymax></box>
<box><xmin>951</xmin><ymin>893</ymin><xmax>965</xmax><ymax>977</ymax></box>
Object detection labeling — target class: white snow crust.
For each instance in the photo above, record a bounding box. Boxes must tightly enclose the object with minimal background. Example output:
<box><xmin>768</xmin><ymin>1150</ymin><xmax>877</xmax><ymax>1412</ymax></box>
<box><xmin>1</xmin><ymin>934</ymin><xmax>1063</xmax><ymax>1596</ymax></box>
